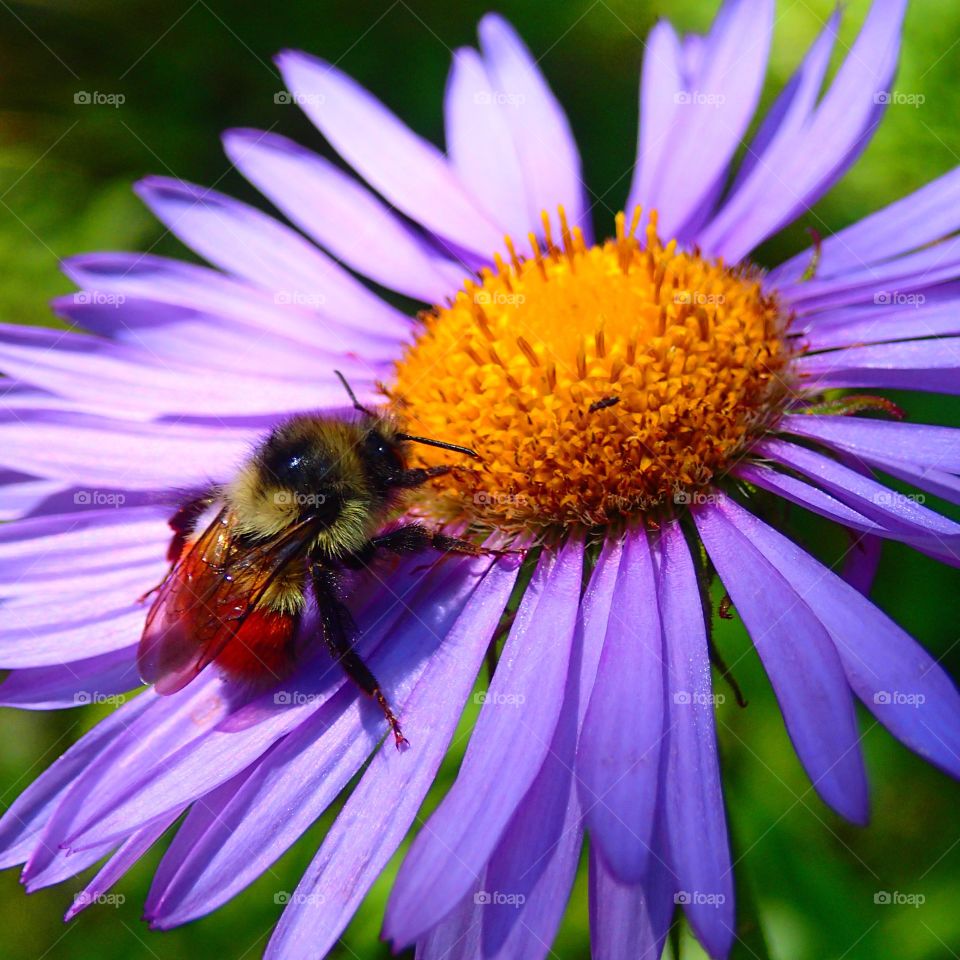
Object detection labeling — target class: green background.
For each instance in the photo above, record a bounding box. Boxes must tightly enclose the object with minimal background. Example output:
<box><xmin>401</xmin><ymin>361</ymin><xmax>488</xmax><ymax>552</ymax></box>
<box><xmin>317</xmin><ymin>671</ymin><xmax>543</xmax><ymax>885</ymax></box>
<box><xmin>1</xmin><ymin>0</ymin><xmax>958</xmax><ymax>957</ymax></box>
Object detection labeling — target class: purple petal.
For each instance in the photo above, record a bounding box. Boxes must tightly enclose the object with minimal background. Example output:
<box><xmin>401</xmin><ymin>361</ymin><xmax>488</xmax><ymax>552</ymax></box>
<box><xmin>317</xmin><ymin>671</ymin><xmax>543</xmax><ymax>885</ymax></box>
<box><xmin>627</xmin><ymin>21</ymin><xmax>684</xmax><ymax>223</ymax></box>
<box><xmin>134</xmin><ymin>177</ymin><xmax>410</xmax><ymax>339</ymax></box>
<box><xmin>264</xmin><ymin>558</ymin><xmax>520</xmax><ymax>960</ymax></box>
<box><xmin>477</xmin><ymin>15</ymin><xmax>588</xmax><ymax>238</ymax></box>
<box><xmin>0</xmin><ymin>478</ymin><xmax>63</xmax><ymax>521</ymax></box>
<box><xmin>0</xmin><ymin>690</ymin><xmax>156</xmax><ymax>869</ymax></box>
<box><xmin>657</xmin><ymin>521</ymin><xmax>735</xmax><ymax>957</ymax></box>
<box><xmin>695</xmin><ymin>500</ymin><xmax>869</xmax><ymax>824</ymax></box>
<box><xmin>444</xmin><ymin>47</ymin><xmax>532</xmax><ymax>241</ymax></box>
<box><xmin>146</xmin><ymin>561</ymin><xmax>478</xmax><ymax>927</ymax></box>
<box><xmin>62</xmin><ymin>252</ymin><xmax>401</xmax><ymax>360</ymax></box>
<box><xmin>773</xmin><ymin>165</ymin><xmax>960</xmax><ymax>284</ymax></box>
<box><xmin>275</xmin><ymin>50</ymin><xmax>502</xmax><ymax>256</ymax></box>
<box><xmin>797</xmin><ymin>301</ymin><xmax>960</xmax><ymax>351</ymax></box>
<box><xmin>476</xmin><ymin>538</ymin><xmax>624</xmax><ymax>957</ymax></box>
<box><xmin>781</xmin><ymin>415</ymin><xmax>960</xmax><ymax>473</ymax></box>
<box><xmin>579</xmin><ymin>529</ymin><xmax>664</xmax><ymax>882</ymax></box>
<box><xmin>727</xmin><ymin>11</ymin><xmax>839</xmax><ymax>196</ymax></box>
<box><xmin>589</xmin><ymin>842</ymin><xmax>674</xmax><ymax>960</ymax></box>
<box><xmin>795</xmin><ymin>338</ymin><xmax>960</xmax><ymax>395</ymax></box>
<box><xmin>725</xmin><ymin>498</ymin><xmax>960</xmax><ymax>777</ymax></box>
<box><xmin>0</xmin><ymin>646</ymin><xmax>139</xmax><ymax>710</ymax></box>
<box><xmin>638</xmin><ymin>0</ymin><xmax>774</xmax><ymax>240</ymax></box>
<box><xmin>0</xmin><ymin>408</ymin><xmax>252</xmax><ymax>489</ymax></box>
<box><xmin>0</xmin><ymin>602</ymin><xmax>145</xmax><ymax>668</ymax></box>
<box><xmin>64</xmin><ymin>811</ymin><xmax>179</xmax><ymax>920</ymax></box>
<box><xmin>783</xmin><ymin>236</ymin><xmax>960</xmax><ymax>310</ymax></box>
<box><xmin>0</xmin><ymin>323</ymin><xmax>356</xmax><ymax>417</ymax></box>
<box><xmin>701</xmin><ymin>0</ymin><xmax>907</xmax><ymax>263</ymax></box>
<box><xmin>223</xmin><ymin>128</ymin><xmax>464</xmax><ymax>302</ymax></box>
<box><xmin>20</xmin><ymin>677</ymin><xmax>226</xmax><ymax>885</ymax></box>
<box><xmin>53</xmin><ymin>294</ymin><xmax>378</xmax><ymax>378</ymax></box>
<box><xmin>385</xmin><ymin>543</ymin><xmax>583</xmax><ymax>945</ymax></box>
<box><xmin>755</xmin><ymin>438</ymin><xmax>960</xmax><ymax>547</ymax></box>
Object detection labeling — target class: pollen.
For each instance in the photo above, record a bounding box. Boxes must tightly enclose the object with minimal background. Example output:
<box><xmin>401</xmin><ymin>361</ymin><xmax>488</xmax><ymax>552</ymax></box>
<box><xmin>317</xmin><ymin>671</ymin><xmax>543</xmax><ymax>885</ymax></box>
<box><xmin>392</xmin><ymin>209</ymin><xmax>791</xmax><ymax>537</ymax></box>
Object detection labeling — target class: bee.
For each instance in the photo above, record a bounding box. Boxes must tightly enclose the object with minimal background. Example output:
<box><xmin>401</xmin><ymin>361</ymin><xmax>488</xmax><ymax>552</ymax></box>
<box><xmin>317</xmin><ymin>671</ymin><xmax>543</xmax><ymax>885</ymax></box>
<box><xmin>137</xmin><ymin>372</ymin><xmax>488</xmax><ymax>747</ymax></box>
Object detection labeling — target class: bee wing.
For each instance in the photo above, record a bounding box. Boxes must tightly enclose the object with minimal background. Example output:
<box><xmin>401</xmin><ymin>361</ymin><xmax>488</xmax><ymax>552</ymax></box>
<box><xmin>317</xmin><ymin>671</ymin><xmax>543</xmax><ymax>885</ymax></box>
<box><xmin>137</xmin><ymin>508</ymin><xmax>311</xmax><ymax>694</ymax></box>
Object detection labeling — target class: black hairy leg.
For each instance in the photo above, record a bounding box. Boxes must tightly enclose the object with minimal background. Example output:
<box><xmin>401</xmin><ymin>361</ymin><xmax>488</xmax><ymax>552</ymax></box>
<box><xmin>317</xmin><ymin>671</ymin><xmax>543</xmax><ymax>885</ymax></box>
<box><xmin>311</xmin><ymin>564</ymin><xmax>408</xmax><ymax>749</ymax></box>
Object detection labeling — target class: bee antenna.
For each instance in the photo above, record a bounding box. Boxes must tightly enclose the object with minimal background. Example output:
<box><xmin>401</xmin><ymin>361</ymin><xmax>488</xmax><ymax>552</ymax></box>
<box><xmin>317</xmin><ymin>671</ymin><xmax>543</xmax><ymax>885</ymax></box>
<box><xmin>334</xmin><ymin>369</ymin><xmax>376</xmax><ymax>417</ymax></box>
<box><xmin>397</xmin><ymin>433</ymin><xmax>482</xmax><ymax>460</ymax></box>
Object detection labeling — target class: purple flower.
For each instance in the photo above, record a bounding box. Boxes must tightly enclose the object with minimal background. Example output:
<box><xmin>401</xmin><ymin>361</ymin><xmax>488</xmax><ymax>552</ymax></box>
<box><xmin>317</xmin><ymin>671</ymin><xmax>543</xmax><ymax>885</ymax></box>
<box><xmin>2</xmin><ymin>1</ymin><xmax>959</xmax><ymax>958</ymax></box>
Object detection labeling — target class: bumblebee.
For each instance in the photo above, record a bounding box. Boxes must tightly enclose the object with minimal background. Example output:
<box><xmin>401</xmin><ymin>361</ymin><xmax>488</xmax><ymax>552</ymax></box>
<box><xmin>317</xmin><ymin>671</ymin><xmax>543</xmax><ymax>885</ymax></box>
<box><xmin>137</xmin><ymin>372</ymin><xmax>486</xmax><ymax>747</ymax></box>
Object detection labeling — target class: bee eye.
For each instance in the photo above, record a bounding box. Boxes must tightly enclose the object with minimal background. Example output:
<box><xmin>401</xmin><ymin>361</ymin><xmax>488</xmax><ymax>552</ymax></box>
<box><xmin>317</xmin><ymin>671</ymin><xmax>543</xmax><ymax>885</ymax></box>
<box><xmin>363</xmin><ymin>430</ymin><xmax>402</xmax><ymax>472</ymax></box>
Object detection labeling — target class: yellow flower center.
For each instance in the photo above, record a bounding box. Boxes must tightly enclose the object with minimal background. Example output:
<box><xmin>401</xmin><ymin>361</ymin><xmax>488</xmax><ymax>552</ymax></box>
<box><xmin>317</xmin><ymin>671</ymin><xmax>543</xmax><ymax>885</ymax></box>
<box><xmin>392</xmin><ymin>209</ymin><xmax>791</xmax><ymax>537</ymax></box>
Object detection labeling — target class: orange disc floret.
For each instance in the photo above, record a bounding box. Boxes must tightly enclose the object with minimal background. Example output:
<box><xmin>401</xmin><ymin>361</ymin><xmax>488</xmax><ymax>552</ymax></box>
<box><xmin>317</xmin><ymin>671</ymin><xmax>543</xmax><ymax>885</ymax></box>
<box><xmin>392</xmin><ymin>209</ymin><xmax>792</xmax><ymax>537</ymax></box>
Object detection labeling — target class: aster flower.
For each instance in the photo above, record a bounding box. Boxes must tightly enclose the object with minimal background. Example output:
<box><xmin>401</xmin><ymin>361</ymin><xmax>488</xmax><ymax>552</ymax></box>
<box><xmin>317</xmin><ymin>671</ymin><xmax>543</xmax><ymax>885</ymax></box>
<box><xmin>1</xmin><ymin>0</ymin><xmax>959</xmax><ymax>957</ymax></box>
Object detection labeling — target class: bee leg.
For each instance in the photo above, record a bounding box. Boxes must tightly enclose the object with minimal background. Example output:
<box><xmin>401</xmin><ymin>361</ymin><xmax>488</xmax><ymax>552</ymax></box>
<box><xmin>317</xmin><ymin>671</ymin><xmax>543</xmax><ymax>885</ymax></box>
<box><xmin>363</xmin><ymin>524</ymin><xmax>503</xmax><ymax>559</ymax></box>
<box><xmin>311</xmin><ymin>564</ymin><xmax>408</xmax><ymax>750</ymax></box>
<box><xmin>386</xmin><ymin>465</ymin><xmax>454</xmax><ymax>489</ymax></box>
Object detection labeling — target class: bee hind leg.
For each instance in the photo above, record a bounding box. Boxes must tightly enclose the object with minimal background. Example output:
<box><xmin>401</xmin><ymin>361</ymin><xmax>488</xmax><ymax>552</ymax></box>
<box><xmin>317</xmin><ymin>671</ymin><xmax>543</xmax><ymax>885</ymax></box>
<box><xmin>364</xmin><ymin>524</ymin><xmax>515</xmax><ymax>560</ymax></box>
<box><xmin>311</xmin><ymin>564</ymin><xmax>408</xmax><ymax>750</ymax></box>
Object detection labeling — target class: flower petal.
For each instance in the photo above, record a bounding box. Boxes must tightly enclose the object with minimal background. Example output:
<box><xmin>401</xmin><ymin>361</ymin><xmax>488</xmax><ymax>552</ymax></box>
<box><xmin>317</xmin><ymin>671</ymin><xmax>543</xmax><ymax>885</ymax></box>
<box><xmin>772</xmin><ymin>165</ymin><xmax>960</xmax><ymax>284</ymax></box>
<box><xmin>696</xmin><ymin>500</ymin><xmax>869</xmax><ymax>824</ymax></box>
<box><xmin>385</xmin><ymin>543</ymin><xmax>582</xmax><ymax>945</ymax></box>
<box><xmin>795</xmin><ymin>338</ymin><xmax>960</xmax><ymax>395</ymax></box>
<box><xmin>579</xmin><ymin>529</ymin><xmax>664</xmax><ymax>883</ymax></box>
<box><xmin>145</xmin><ymin>562</ymin><xmax>477</xmax><ymax>927</ymax></box>
<box><xmin>701</xmin><ymin>0</ymin><xmax>907</xmax><ymax>262</ymax></box>
<box><xmin>0</xmin><ymin>646</ymin><xmax>139</xmax><ymax>710</ymax></box>
<box><xmin>0</xmin><ymin>690</ymin><xmax>155</xmax><ymax>869</ymax></box>
<box><xmin>635</xmin><ymin>0</ymin><xmax>774</xmax><ymax>240</ymax></box>
<box><xmin>477</xmin><ymin>14</ymin><xmax>588</xmax><ymax>238</ymax></box>
<box><xmin>265</xmin><ymin>557</ymin><xmax>519</xmax><ymax>960</ymax></box>
<box><xmin>724</xmin><ymin>498</ymin><xmax>960</xmax><ymax>777</ymax></box>
<box><xmin>444</xmin><ymin>47</ymin><xmax>531</xmax><ymax>241</ymax></box>
<box><xmin>223</xmin><ymin>128</ymin><xmax>464</xmax><ymax>302</ymax></box>
<box><xmin>588</xmin><ymin>842</ymin><xmax>674</xmax><ymax>960</ymax></box>
<box><xmin>275</xmin><ymin>50</ymin><xmax>503</xmax><ymax>256</ymax></box>
<box><xmin>134</xmin><ymin>177</ymin><xmax>410</xmax><ymax>339</ymax></box>
<box><xmin>477</xmin><ymin>538</ymin><xmax>624</xmax><ymax>957</ymax></box>
<box><xmin>658</xmin><ymin>521</ymin><xmax>735</xmax><ymax>957</ymax></box>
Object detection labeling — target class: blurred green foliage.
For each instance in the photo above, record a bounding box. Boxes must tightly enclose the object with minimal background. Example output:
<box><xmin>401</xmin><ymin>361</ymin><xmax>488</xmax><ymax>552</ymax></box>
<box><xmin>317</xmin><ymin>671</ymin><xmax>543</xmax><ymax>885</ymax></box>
<box><xmin>1</xmin><ymin>0</ymin><xmax>959</xmax><ymax>957</ymax></box>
